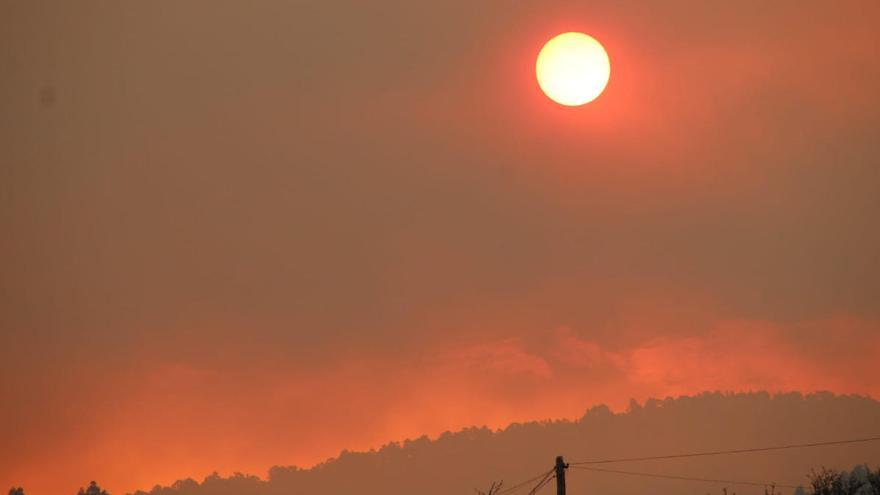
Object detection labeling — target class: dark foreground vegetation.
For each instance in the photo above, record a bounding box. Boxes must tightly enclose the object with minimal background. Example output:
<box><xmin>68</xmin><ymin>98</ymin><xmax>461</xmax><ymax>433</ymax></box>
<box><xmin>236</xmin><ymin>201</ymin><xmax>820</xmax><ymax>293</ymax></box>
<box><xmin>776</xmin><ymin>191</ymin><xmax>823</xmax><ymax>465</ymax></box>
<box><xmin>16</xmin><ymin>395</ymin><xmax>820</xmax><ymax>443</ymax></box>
<box><xmin>802</xmin><ymin>466</ymin><xmax>880</xmax><ymax>495</ymax></box>
<box><xmin>8</xmin><ymin>392</ymin><xmax>880</xmax><ymax>495</ymax></box>
<box><xmin>9</xmin><ymin>465</ymin><xmax>880</xmax><ymax>495</ymax></box>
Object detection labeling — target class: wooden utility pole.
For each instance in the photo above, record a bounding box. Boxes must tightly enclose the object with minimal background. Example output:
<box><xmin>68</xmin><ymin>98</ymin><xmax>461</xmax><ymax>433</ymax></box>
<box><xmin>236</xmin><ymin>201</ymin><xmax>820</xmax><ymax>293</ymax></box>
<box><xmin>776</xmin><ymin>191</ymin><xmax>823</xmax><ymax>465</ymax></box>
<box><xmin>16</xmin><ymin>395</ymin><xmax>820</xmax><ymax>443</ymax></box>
<box><xmin>555</xmin><ymin>456</ymin><xmax>567</xmax><ymax>495</ymax></box>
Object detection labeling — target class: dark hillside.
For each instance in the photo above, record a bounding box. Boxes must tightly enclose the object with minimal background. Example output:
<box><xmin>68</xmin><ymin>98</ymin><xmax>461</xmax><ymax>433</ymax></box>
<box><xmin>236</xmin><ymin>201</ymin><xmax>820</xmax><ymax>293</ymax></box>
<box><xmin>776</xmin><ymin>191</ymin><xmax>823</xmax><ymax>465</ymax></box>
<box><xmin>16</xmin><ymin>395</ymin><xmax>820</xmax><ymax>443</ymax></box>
<box><xmin>133</xmin><ymin>392</ymin><xmax>880</xmax><ymax>495</ymax></box>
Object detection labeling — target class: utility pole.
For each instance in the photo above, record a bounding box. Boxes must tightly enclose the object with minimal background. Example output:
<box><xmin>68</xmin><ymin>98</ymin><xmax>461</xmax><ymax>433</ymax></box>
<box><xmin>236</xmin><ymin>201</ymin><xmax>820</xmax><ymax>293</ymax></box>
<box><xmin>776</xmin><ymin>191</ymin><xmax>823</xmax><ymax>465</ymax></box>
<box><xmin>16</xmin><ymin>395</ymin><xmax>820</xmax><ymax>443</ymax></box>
<box><xmin>555</xmin><ymin>456</ymin><xmax>568</xmax><ymax>495</ymax></box>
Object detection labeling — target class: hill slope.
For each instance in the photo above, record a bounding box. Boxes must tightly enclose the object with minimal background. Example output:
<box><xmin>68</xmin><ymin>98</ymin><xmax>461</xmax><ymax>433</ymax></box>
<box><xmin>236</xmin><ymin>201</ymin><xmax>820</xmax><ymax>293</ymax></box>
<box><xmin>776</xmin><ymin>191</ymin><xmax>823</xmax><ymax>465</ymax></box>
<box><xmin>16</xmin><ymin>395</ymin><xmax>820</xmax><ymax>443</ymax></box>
<box><xmin>133</xmin><ymin>392</ymin><xmax>880</xmax><ymax>495</ymax></box>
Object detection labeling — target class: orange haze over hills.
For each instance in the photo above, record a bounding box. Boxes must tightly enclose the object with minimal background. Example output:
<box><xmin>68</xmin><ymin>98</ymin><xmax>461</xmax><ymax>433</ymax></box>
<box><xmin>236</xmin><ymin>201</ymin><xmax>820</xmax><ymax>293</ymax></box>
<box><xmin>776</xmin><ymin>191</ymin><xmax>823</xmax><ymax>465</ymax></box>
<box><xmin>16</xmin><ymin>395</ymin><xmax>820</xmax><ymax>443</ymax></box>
<box><xmin>6</xmin><ymin>318</ymin><xmax>880</xmax><ymax>494</ymax></box>
<box><xmin>42</xmin><ymin>392</ymin><xmax>880</xmax><ymax>495</ymax></box>
<box><xmin>3</xmin><ymin>1</ymin><xmax>880</xmax><ymax>494</ymax></box>
<box><xmin>124</xmin><ymin>392</ymin><xmax>880</xmax><ymax>495</ymax></box>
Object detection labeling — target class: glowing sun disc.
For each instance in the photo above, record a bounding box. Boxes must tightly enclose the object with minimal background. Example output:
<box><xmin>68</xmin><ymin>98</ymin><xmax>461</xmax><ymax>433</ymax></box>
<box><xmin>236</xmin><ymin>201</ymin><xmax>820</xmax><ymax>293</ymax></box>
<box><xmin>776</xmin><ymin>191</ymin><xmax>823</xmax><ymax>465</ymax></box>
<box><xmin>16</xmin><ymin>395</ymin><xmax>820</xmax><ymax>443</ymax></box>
<box><xmin>536</xmin><ymin>32</ymin><xmax>610</xmax><ymax>106</ymax></box>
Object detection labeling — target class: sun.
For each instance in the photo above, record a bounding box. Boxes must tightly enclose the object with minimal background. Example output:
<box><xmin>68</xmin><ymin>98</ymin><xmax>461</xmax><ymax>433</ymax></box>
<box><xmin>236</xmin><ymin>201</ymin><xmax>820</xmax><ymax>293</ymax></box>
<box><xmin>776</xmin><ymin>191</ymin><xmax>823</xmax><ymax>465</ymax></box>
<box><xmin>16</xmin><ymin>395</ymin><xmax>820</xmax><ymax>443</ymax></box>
<box><xmin>536</xmin><ymin>32</ymin><xmax>610</xmax><ymax>106</ymax></box>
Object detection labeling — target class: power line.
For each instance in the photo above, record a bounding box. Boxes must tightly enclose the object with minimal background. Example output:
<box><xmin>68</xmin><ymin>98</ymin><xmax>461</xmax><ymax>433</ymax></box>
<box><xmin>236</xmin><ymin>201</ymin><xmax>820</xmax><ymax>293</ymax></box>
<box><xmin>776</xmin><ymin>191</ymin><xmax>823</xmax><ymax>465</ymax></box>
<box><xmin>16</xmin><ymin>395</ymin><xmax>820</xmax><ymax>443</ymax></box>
<box><xmin>526</xmin><ymin>473</ymin><xmax>556</xmax><ymax>495</ymax></box>
<box><xmin>569</xmin><ymin>436</ymin><xmax>880</xmax><ymax>466</ymax></box>
<box><xmin>496</xmin><ymin>468</ymin><xmax>555</xmax><ymax>495</ymax></box>
<box><xmin>486</xmin><ymin>436</ymin><xmax>878</xmax><ymax>495</ymax></box>
<box><xmin>570</xmin><ymin>465</ymin><xmax>801</xmax><ymax>489</ymax></box>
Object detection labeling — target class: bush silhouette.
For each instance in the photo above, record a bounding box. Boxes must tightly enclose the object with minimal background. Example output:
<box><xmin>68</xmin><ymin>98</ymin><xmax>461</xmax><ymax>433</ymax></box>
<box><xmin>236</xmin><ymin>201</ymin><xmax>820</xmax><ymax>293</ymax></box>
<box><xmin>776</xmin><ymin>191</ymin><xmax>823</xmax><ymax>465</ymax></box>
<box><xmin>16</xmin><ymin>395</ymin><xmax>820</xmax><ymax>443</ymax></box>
<box><xmin>807</xmin><ymin>466</ymin><xmax>880</xmax><ymax>495</ymax></box>
<box><xmin>77</xmin><ymin>481</ymin><xmax>109</xmax><ymax>495</ymax></box>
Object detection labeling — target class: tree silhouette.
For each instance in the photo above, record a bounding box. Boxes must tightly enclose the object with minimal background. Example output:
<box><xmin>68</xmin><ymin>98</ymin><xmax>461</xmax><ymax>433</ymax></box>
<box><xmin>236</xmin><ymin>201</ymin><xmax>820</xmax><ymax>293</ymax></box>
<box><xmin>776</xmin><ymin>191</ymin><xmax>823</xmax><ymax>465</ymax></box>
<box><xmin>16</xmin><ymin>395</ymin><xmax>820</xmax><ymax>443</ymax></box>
<box><xmin>808</xmin><ymin>466</ymin><xmax>880</xmax><ymax>495</ymax></box>
<box><xmin>77</xmin><ymin>481</ymin><xmax>108</xmax><ymax>495</ymax></box>
<box><xmin>8</xmin><ymin>488</ymin><xmax>25</xmax><ymax>495</ymax></box>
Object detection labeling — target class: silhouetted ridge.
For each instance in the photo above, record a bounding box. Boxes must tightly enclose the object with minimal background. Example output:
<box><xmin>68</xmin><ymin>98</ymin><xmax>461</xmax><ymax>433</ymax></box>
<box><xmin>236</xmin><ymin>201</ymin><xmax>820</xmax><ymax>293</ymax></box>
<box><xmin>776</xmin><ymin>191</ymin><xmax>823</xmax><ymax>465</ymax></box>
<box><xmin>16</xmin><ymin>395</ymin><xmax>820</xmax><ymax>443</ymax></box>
<box><xmin>131</xmin><ymin>392</ymin><xmax>880</xmax><ymax>495</ymax></box>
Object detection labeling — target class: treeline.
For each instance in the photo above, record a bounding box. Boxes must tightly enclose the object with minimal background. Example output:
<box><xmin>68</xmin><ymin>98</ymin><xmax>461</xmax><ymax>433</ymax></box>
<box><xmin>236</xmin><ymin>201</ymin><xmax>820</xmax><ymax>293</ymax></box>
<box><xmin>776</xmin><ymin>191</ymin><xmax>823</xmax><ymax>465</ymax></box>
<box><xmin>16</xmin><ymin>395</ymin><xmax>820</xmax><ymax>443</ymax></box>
<box><xmin>9</xmin><ymin>480</ymin><xmax>108</xmax><ymax>495</ymax></box>
<box><xmin>8</xmin><ymin>465</ymin><xmax>880</xmax><ymax>495</ymax></box>
<box><xmin>8</xmin><ymin>392</ymin><xmax>880</xmax><ymax>495</ymax></box>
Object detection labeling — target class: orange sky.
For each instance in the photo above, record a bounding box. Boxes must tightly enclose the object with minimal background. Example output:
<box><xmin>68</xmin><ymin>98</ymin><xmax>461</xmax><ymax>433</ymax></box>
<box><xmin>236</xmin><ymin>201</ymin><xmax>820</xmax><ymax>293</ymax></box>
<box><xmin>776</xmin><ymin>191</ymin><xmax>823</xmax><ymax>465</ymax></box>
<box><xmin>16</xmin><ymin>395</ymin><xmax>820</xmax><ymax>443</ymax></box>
<box><xmin>3</xmin><ymin>1</ymin><xmax>880</xmax><ymax>494</ymax></box>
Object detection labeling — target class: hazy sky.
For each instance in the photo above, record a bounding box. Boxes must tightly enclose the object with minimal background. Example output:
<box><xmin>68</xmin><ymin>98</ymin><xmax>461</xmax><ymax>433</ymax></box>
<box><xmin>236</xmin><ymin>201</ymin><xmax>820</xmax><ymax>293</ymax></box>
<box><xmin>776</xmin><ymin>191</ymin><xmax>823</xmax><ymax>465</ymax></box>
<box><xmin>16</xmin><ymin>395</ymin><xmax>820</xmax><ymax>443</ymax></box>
<box><xmin>2</xmin><ymin>1</ymin><xmax>880</xmax><ymax>493</ymax></box>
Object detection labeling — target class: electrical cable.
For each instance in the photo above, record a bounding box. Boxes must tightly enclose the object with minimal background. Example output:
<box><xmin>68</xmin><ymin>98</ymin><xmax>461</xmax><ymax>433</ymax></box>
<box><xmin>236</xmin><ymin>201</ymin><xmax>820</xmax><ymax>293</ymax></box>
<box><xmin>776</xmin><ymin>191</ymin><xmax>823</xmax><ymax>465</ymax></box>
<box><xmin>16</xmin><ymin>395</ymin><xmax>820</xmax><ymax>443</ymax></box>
<box><xmin>569</xmin><ymin>436</ymin><xmax>880</xmax><ymax>466</ymax></box>
<box><xmin>570</xmin><ymin>465</ymin><xmax>801</xmax><ymax>489</ymax></box>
